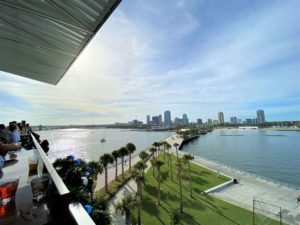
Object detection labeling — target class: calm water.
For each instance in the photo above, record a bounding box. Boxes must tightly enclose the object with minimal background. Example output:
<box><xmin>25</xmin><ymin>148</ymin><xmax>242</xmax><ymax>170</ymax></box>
<box><xmin>182</xmin><ymin>129</ymin><xmax>300</xmax><ymax>188</ymax></box>
<box><xmin>39</xmin><ymin>128</ymin><xmax>174</xmax><ymax>162</ymax></box>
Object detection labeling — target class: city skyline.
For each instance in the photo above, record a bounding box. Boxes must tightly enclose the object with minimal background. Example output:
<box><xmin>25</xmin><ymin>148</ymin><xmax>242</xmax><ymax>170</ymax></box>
<box><xmin>0</xmin><ymin>0</ymin><xmax>299</xmax><ymax>125</ymax></box>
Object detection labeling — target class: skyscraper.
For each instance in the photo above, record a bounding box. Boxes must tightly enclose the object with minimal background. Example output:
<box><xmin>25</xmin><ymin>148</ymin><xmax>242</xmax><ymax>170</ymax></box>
<box><xmin>207</xmin><ymin>119</ymin><xmax>212</xmax><ymax>125</ymax></box>
<box><xmin>218</xmin><ymin>112</ymin><xmax>224</xmax><ymax>125</ymax></box>
<box><xmin>257</xmin><ymin>110</ymin><xmax>265</xmax><ymax>124</ymax></box>
<box><xmin>152</xmin><ymin>116</ymin><xmax>159</xmax><ymax>126</ymax></box>
<box><xmin>197</xmin><ymin>118</ymin><xmax>203</xmax><ymax>125</ymax></box>
<box><xmin>146</xmin><ymin>115</ymin><xmax>150</xmax><ymax>125</ymax></box>
<box><xmin>230</xmin><ymin>117</ymin><xmax>237</xmax><ymax>125</ymax></box>
<box><xmin>182</xmin><ymin>114</ymin><xmax>189</xmax><ymax>125</ymax></box>
<box><xmin>159</xmin><ymin>114</ymin><xmax>163</xmax><ymax>125</ymax></box>
<box><xmin>164</xmin><ymin>110</ymin><xmax>171</xmax><ymax>126</ymax></box>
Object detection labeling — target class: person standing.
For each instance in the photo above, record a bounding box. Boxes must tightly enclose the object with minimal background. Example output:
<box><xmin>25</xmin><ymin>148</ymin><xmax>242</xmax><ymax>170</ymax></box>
<box><xmin>9</xmin><ymin>124</ymin><xmax>21</xmax><ymax>144</ymax></box>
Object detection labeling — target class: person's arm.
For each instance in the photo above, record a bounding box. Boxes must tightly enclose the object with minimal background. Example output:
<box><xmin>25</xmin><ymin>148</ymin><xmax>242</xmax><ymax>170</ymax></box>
<box><xmin>0</xmin><ymin>142</ymin><xmax>21</xmax><ymax>154</ymax></box>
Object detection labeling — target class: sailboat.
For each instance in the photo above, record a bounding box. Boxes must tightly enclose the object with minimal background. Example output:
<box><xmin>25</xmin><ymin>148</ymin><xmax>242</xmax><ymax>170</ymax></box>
<box><xmin>100</xmin><ymin>130</ymin><xmax>106</xmax><ymax>143</ymax></box>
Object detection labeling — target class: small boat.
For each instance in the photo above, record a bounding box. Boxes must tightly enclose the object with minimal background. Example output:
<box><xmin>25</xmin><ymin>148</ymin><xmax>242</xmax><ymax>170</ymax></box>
<box><xmin>100</xmin><ymin>138</ymin><xmax>106</xmax><ymax>142</ymax></box>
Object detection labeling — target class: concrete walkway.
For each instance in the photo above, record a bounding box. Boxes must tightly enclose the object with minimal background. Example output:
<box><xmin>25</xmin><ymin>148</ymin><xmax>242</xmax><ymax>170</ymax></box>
<box><xmin>173</xmin><ymin>144</ymin><xmax>300</xmax><ymax>225</ymax></box>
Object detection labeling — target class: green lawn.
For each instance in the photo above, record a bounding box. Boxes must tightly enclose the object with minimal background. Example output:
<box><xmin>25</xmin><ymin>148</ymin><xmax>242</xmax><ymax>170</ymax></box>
<box><xmin>137</xmin><ymin>154</ymin><xmax>281</xmax><ymax>225</ymax></box>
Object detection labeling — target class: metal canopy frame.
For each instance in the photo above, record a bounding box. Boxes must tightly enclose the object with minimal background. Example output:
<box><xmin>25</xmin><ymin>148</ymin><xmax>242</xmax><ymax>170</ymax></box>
<box><xmin>0</xmin><ymin>0</ymin><xmax>121</xmax><ymax>85</ymax></box>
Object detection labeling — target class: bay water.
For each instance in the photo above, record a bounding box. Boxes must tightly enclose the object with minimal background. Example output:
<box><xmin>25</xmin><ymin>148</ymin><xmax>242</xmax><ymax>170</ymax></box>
<box><xmin>182</xmin><ymin>129</ymin><xmax>300</xmax><ymax>188</ymax></box>
<box><xmin>38</xmin><ymin>128</ymin><xmax>300</xmax><ymax>188</ymax></box>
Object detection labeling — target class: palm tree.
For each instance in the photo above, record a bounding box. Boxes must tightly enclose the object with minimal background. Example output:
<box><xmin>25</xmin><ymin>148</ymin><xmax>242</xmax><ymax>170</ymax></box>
<box><xmin>153</xmin><ymin>159</ymin><xmax>165</xmax><ymax>205</ymax></box>
<box><xmin>111</xmin><ymin>149</ymin><xmax>120</xmax><ymax>180</ymax></box>
<box><xmin>115</xmin><ymin>195</ymin><xmax>137</xmax><ymax>225</ymax></box>
<box><xmin>119</xmin><ymin>147</ymin><xmax>128</xmax><ymax>178</ymax></box>
<box><xmin>166</xmin><ymin>152</ymin><xmax>174</xmax><ymax>181</ymax></box>
<box><xmin>149</xmin><ymin>147</ymin><xmax>157</xmax><ymax>159</ymax></box>
<box><xmin>150</xmin><ymin>158</ymin><xmax>156</xmax><ymax>177</ymax></box>
<box><xmin>132</xmin><ymin>170</ymin><xmax>145</xmax><ymax>225</ymax></box>
<box><xmin>86</xmin><ymin>160</ymin><xmax>103</xmax><ymax>180</ymax></box>
<box><xmin>183</xmin><ymin>154</ymin><xmax>194</xmax><ymax>198</ymax></box>
<box><xmin>153</xmin><ymin>142</ymin><xmax>160</xmax><ymax>158</ymax></box>
<box><xmin>135</xmin><ymin>160</ymin><xmax>147</xmax><ymax>175</ymax></box>
<box><xmin>161</xmin><ymin>141</ymin><xmax>167</xmax><ymax>162</ymax></box>
<box><xmin>176</xmin><ymin>159</ymin><xmax>184</xmax><ymax>213</ymax></box>
<box><xmin>92</xmin><ymin>195</ymin><xmax>112</xmax><ymax>225</ymax></box>
<box><xmin>126</xmin><ymin>143</ymin><xmax>136</xmax><ymax>172</ymax></box>
<box><xmin>139</xmin><ymin>150</ymin><xmax>149</xmax><ymax>162</ymax></box>
<box><xmin>173</xmin><ymin>143</ymin><xmax>179</xmax><ymax>158</ymax></box>
<box><xmin>99</xmin><ymin>153</ymin><xmax>114</xmax><ymax>192</ymax></box>
<box><xmin>165</xmin><ymin>142</ymin><xmax>172</xmax><ymax>166</ymax></box>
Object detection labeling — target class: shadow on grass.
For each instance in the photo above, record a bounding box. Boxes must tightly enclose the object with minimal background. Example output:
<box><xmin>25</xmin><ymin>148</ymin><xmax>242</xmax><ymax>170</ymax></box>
<box><xmin>195</xmin><ymin>194</ymin><xmax>242</xmax><ymax>225</ymax></box>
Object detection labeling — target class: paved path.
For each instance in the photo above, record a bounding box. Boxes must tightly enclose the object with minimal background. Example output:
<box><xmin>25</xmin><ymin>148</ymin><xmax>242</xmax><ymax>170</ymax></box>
<box><xmin>175</xmin><ymin>146</ymin><xmax>300</xmax><ymax>225</ymax></box>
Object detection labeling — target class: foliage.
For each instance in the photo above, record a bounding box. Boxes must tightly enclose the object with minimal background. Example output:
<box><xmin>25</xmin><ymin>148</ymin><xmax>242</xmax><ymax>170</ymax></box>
<box><xmin>115</xmin><ymin>195</ymin><xmax>137</xmax><ymax>225</ymax></box>
<box><xmin>94</xmin><ymin>170</ymin><xmax>132</xmax><ymax>201</ymax></box>
<box><xmin>139</xmin><ymin>150</ymin><xmax>149</xmax><ymax>162</ymax></box>
<box><xmin>92</xmin><ymin>195</ymin><xmax>111</xmax><ymax>225</ymax></box>
<box><xmin>169</xmin><ymin>207</ymin><xmax>180</xmax><ymax>225</ymax></box>
<box><xmin>125</xmin><ymin>142</ymin><xmax>136</xmax><ymax>153</ymax></box>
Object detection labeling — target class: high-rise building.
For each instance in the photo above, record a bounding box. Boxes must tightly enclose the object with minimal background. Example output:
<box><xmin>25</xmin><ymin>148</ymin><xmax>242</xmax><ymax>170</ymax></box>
<box><xmin>174</xmin><ymin>117</ymin><xmax>183</xmax><ymax>125</ymax></box>
<box><xmin>257</xmin><ymin>110</ymin><xmax>265</xmax><ymax>124</ymax></box>
<box><xmin>164</xmin><ymin>110</ymin><xmax>172</xmax><ymax>126</ymax></box>
<box><xmin>218</xmin><ymin>112</ymin><xmax>224</xmax><ymax>125</ymax></box>
<box><xmin>230</xmin><ymin>117</ymin><xmax>237</xmax><ymax>124</ymax></box>
<box><xmin>182</xmin><ymin>114</ymin><xmax>189</xmax><ymax>125</ymax></box>
<box><xmin>207</xmin><ymin>119</ymin><xmax>212</xmax><ymax>125</ymax></box>
<box><xmin>159</xmin><ymin>114</ymin><xmax>163</xmax><ymax>125</ymax></box>
<box><xmin>152</xmin><ymin>116</ymin><xmax>159</xmax><ymax>126</ymax></box>
<box><xmin>245</xmin><ymin>119</ymin><xmax>252</xmax><ymax>124</ymax></box>
<box><xmin>146</xmin><ymin>115</ymin><xmax>150</xmax><ymax>125</ymax></box>
<box><xmin>197</xmin><ymin>119</ymin><xmax>203</xmax><ymax>125</ymax></box>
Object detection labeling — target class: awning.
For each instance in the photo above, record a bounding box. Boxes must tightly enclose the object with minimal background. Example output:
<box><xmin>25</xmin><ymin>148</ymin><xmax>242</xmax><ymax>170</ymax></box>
<box><xmin>0</xmin><ymin>0</ymin><xmax>121</xmax><ymax>85</ymax></box>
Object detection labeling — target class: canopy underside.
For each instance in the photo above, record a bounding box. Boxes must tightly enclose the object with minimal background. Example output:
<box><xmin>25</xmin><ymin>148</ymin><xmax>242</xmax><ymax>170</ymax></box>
<box><xmin>0</xmin><ymin>0</ymin><xmax>121</xmax><ymax>85</ymax></box>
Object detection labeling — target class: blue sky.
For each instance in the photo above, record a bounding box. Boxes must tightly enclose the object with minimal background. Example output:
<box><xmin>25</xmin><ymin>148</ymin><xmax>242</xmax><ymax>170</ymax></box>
<box><xmin>0</xmin><ymin>0</ymin><xmax>299</xmax><ymax>125</ymax></box>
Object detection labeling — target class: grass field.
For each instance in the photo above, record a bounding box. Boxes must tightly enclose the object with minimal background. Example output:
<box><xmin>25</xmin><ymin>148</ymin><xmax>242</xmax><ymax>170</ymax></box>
<box><xmin>137</xmin><ymin>154</ymin><xmax>281</xmax><ymax>225</ymax></box>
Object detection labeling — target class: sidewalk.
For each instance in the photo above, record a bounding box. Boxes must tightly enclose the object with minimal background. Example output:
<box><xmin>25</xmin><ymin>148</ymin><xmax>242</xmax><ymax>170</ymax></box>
<box><xmin>173</xmin><ymin>144</ymin><xmax>300</xmax><ymax>225</ymax></box>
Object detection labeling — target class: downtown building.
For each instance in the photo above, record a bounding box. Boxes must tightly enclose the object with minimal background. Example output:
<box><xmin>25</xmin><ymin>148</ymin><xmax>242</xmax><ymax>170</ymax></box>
<box><xmin>218</xmin><ymin>112</ymin><xmax>224</xmax><ymax>125</ymax></box>
<box><xmin>257</xmin><ymin>109</ymin><xmax>265</xmax><ymax>124</ymax></box>
<box><xmin>164</xmin><ymin>110</ymin><xmax>172</xmax><ymax>126</ymax></box>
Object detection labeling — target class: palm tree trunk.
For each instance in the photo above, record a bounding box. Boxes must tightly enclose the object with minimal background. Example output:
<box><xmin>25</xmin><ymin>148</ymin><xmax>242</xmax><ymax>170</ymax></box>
<box><xmin>163</xmin><ymin>149</ymin><xmax>165</xmax><ymax>162</ymax></box>
<box><xmin>129</xmin><ymin>153</ymin><xmax>132</xmax><ymax>172</ymax></box>
<box><xmin>137</xmin><ymin>183</ymin><xmax>141</xmax><ymax>225</ymax></box>
<box><xmin>157</xmin><ymin>167</ymin><xmax>161</xmax><ymax>205</ymax></box>
<box><xmin>170</xmin><ymin>157</ymin><xmax>173</xmax><ymax>181</ymax></box>
<box><xmin>188</xmin><ymin>162</ymin><xmax>192</xmax><ymax>198</ymax></box>
<box><xmin>122</xmin><ymin>157</ymin><xmax>124</xmax><ymax>178</ymax></box>
<box><xmin>152</xmin><ymin>166</ymin><xmax>155</xmax><ymax>177</ymax></box>
<box><xmin>178</xmin><ymin>166</ymin><xmax>183</xmax><ymax>213</ymax></box>
<box><xmin>175</xmin><ymin>147</ymin><xmax>179</xmax><ymax>158</ymax></box>
<box><xmin>105</xmin><ymin>166</ymin><xmax>108</xmax><ymax>192</ymax></box>
<box><xmin>115</xmin><ymin>159</ymin><xmax>118</xmax><ymax>180</ymax></box>
<box><xmin>140</xmin><ymin>183</ymin><xmax>143</xmax><ymax>200</ymax></box>
<box><xmin>125</xmin><ymin>212</ymin><xmax>130</xmax><ymax>225</ymax></box>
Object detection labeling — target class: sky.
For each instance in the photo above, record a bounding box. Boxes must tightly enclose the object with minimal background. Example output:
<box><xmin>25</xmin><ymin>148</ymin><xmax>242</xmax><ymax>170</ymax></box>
<box><xmin>0</xmin><ymin>0</ymin><xmax>300</xmax><ymax>125</ymax></box>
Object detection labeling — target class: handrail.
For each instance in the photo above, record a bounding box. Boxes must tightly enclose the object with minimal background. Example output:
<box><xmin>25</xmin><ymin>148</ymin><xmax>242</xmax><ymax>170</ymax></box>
<box><xmin>69</xmin><ymin>203</ymin><xmax>96</xmax><ymax>225</ymax></box>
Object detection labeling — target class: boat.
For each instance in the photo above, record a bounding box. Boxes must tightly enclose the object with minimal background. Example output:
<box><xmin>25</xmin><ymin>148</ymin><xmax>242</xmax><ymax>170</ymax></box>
<box><xmin>100</xmin><ymin>138</ymin><xmax>106</xmax><ymax>142</ymax></box>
